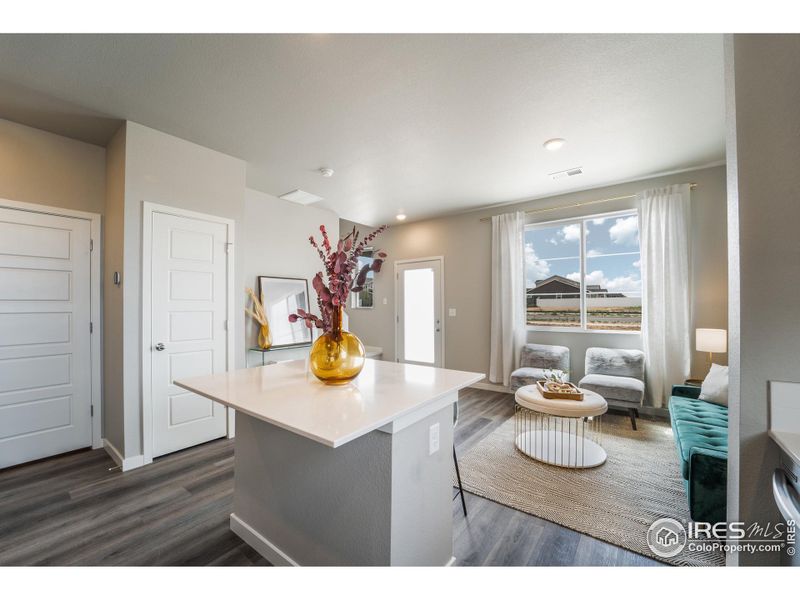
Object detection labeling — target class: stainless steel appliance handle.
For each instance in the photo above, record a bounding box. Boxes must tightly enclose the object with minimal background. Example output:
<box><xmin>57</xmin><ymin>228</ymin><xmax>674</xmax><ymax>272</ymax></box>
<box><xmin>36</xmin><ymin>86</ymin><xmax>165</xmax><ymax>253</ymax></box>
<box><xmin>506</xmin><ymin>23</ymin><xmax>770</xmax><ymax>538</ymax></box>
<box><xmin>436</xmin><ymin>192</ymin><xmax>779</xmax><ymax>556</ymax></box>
<box><xmin>773</xmin><ymin>469</ymin><xmax>800</xmax><ymax>523</ymax></box>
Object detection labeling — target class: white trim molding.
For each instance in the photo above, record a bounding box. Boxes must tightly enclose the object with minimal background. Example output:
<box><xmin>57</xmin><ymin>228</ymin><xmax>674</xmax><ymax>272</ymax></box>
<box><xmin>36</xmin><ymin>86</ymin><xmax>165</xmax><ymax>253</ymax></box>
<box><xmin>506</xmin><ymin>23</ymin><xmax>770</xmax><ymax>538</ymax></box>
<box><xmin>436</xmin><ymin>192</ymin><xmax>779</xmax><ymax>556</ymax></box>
<box><xmin>230</xmin><ymin>513</ymin><xmax>298</xmax><ymax>566</ymax></box>
<box><xmin>230</xmin><ymin>513</ymin><xmax>457</xmax><ymax>567</ymax></box>
<box><xmin>141</xmin><ymin>202</ymin><xmax>236</xmax><ymax>465</ymax></box>
<box><xmin>103</xmin><ymin>438</ymin><xmax>145</xmax><ymax>472</ymax></box>
<box><xmin>0</xmin><ymin>198</ymin><xmax>103</xmax><ymax>451</ymax></box>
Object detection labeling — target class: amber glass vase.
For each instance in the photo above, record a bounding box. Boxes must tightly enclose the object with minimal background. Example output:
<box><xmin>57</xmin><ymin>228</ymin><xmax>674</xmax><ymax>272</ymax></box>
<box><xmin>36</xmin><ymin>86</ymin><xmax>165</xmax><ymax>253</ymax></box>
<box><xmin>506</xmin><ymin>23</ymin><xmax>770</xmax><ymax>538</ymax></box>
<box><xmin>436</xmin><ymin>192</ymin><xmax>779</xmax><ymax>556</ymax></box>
<box><xmin>257</xmin><ymin>323</ymin><xmax>272</xmax><ymax>350</ymax></box>
<box><xmin>309</xmin><ymin>306</ymin><xmax>366</xmax><ymax>385</ymax></box>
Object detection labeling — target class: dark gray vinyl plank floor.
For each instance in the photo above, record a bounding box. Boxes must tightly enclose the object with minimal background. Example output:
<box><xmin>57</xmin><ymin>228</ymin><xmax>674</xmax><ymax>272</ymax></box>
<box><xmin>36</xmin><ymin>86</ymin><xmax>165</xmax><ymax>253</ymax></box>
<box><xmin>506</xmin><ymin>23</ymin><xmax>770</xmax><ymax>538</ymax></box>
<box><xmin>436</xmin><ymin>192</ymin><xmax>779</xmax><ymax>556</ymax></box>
<box><xmin>452</xmin><ymin>388</ymin><xmax>660</xmax><ymax>566</ymax></box>
<box><xmin>0</xmin><ymin>388</ymin><xmax>660</xmax><ymax>566</ymax></box>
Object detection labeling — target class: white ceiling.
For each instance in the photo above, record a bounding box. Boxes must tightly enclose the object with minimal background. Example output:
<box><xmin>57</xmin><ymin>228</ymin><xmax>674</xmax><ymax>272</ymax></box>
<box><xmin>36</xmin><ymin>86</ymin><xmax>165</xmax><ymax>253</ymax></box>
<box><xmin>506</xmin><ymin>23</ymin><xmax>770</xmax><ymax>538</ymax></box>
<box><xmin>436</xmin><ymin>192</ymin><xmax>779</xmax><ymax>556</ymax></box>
<box><xmin>0</xmin><ymin>34</ymin><xmax>725</xmax><ymax>224</ymax></box>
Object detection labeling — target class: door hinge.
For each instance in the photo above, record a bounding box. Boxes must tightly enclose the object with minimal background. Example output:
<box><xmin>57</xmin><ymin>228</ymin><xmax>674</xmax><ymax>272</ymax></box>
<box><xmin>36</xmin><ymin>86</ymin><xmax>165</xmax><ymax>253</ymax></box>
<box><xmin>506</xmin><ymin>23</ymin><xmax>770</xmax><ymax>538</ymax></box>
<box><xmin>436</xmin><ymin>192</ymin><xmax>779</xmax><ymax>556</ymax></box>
<box><xmin>225</xmin><ymin>242</ymin><xmax>233</xmax><ymax>254</ymax></box>
<box><xmin>89</xmin><ymin>322</ymin><xmax>93</xmax><ymax>333</ymax></box>
<box><xmin>90</xmin><ymin>405</ymin><xmax>94</xmax><ymax>417</ymax></box>
<box><xmin>223</xmin><ymin>319</ymin><xmax>228</xmax><ymax>331</ymax></box>
<box><xmin>90</xmin><ymin>239</ymin><xmax>94</xmax><ymax>252</ymax></box>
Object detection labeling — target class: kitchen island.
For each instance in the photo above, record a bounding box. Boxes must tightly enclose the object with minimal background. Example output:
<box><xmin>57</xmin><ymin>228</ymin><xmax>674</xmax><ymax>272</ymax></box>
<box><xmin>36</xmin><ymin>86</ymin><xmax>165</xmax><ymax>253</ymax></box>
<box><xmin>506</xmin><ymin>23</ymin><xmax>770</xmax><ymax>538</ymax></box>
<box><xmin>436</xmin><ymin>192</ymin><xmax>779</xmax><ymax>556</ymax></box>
<box><xmin>175</xmin><ymin>358</ymin><xmax>484</xmax><ymax>566</ymax></box>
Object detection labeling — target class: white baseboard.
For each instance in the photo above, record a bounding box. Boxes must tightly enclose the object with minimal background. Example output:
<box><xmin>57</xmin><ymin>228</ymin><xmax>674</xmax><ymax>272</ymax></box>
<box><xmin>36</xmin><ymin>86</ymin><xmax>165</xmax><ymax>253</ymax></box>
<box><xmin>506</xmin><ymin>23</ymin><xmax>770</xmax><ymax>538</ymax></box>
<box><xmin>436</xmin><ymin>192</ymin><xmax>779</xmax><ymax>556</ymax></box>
<box><xmin>230</xmin><ymin>513</ymin><xmax>456</xmax><ymax>566</ymax></box>
<box><xmin>470</xmin><ymin>381</ymin><xmax>512</xmax><ymax>394</ymax></box>
<box><xmin>230</xmin><ymin>513</ymin><xmax>297</xmax><ymax>566</ymax></box>
<box><xmin>102</xmin><ymin>438</ymin><xmax>145</xmax><ymax>472</ymax></box>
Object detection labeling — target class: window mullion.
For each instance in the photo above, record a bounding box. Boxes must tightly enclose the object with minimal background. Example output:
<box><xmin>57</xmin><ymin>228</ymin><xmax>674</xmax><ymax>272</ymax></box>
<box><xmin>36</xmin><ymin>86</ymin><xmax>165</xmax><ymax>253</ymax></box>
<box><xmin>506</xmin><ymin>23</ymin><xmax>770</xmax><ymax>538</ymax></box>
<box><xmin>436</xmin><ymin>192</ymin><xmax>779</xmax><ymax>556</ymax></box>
<box><xmin>579</xmin><ymin>219</ymin><xmax>587</xmax><ymax>330</ymax></box>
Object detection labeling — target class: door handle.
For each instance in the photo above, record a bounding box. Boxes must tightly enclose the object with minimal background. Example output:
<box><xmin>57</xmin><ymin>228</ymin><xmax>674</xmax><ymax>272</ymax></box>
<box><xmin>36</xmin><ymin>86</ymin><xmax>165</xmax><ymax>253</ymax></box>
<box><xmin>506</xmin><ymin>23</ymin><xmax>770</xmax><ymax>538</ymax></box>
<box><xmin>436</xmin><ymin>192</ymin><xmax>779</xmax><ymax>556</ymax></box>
<box><xmin>154</xmin><ymin>342</ymin><xmax>166</xmax><ymax>351</ymax></box>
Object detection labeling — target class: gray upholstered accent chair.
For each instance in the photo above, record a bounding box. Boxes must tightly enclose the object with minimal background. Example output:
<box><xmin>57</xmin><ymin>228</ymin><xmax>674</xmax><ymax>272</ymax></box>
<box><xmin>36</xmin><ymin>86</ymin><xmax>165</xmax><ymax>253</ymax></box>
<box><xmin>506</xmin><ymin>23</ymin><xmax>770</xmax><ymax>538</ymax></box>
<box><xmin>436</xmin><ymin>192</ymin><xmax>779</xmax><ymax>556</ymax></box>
<box><xmin>578</xmin><ymin>347</ymin><xmax>645</xmax><ymax>430</ymax></box>
<box><xmin>510</xmin><ymin>343</ymin><xmax>570</xmax><ymax>392</ymax></box>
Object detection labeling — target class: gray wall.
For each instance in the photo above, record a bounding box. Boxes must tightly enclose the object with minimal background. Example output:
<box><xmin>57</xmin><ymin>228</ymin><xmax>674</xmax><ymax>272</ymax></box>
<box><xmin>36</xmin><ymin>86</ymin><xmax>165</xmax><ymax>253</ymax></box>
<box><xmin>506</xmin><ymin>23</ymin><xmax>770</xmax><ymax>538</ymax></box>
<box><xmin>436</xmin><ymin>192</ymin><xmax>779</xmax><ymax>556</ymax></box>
<box><xmin>102</xmin><ymin>125</ymin><xmax>126</xmax><ymax>453</ymax></box>
<box><xmin>343</xmin><ymin>164</ymin><xmax>728</xmax><ymax>386</ymax></box>
<box><xmin>0</xmin><ymin>117</ymin><xmax>106</xmax><ymax>214</ymax></box>
<box><xmin>107</xmin><ymin>123</ymin><xmax>341</xmax><ymax>461</ymax></box>
<box><xmin>242</xmin><ymin>188</ymin><xmax>339</xmax><ymax>351</ymax></box>
<box><xmin>725</xmin><ymin>34</ymin><xmax>800</xmax><ymax>566</ymax></box>
<box><xmin>119</xmin><ymin>122</ymin><xmax>248</xmax><ymax>458</ymax></box>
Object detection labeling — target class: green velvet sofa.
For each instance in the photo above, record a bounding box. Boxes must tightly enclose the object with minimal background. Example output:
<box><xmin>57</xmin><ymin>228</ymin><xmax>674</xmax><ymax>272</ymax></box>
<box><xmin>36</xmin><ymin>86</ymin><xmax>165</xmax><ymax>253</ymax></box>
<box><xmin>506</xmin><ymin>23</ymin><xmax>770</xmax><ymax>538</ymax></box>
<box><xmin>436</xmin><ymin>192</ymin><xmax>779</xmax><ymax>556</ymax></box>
<box><xmin>668</xmin><ymin>385</ymin><xmax>728</xmax><ymax>524</ymax></box>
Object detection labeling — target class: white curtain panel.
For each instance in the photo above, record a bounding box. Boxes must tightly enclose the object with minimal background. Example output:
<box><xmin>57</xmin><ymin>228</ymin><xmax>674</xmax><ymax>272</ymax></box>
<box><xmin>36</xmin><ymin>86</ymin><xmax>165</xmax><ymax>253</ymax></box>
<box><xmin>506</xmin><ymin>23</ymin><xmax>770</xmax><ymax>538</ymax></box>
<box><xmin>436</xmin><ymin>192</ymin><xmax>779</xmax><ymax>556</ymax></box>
<box><xmin>489</xmin><ymin>211</ymin><xmax>526</xmax><ymax>386</ymax></box>
<box><xmin>637</xmin><ymin>184</ymin><xmax>692</xmax><ymax>407</ymax></box>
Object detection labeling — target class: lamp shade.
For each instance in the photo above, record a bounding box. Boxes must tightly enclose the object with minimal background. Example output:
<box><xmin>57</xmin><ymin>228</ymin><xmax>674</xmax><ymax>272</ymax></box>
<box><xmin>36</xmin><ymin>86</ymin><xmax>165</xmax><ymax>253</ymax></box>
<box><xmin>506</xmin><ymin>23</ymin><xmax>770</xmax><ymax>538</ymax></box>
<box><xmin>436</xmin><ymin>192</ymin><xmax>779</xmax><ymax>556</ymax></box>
<box><xmin>696</xmin><ymin>328</ymin><xmax>727</xmax><ymax>353</ymax></box>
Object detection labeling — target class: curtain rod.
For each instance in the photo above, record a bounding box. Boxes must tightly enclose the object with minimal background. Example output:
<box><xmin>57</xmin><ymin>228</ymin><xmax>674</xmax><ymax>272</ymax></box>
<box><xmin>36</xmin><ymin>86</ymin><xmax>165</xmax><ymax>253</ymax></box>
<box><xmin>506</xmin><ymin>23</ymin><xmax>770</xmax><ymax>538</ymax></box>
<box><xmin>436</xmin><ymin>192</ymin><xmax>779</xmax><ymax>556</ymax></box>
<box><xmin>479</xmin><ymin>182</ymin><xmax>698</xmax><ymax>222</ymax></box>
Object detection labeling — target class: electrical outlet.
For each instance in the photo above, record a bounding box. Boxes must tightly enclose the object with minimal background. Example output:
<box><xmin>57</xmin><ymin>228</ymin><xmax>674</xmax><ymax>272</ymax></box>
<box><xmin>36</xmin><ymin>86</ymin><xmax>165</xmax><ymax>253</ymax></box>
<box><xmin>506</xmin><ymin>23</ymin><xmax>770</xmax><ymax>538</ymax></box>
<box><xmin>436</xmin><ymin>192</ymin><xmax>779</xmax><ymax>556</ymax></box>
<box><xmin>448</xmin><ymin>308</ymin><xmax>456</xmax><ymax>317</ymax></box>
<box><xmin>429</xmin><ymin>422</ymin><xmax>440</xmax><ymax>455</ymax></box>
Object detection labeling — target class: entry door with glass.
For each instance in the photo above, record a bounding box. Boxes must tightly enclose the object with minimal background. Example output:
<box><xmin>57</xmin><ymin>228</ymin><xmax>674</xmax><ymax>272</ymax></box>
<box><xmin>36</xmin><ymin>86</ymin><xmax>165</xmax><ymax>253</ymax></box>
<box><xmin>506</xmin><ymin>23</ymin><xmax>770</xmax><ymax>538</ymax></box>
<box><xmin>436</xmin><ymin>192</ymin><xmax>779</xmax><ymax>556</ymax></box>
<box><xmin>396</xmin><ymin>258</ymin><xmax>443</xmax><ymax>367</ymax></box>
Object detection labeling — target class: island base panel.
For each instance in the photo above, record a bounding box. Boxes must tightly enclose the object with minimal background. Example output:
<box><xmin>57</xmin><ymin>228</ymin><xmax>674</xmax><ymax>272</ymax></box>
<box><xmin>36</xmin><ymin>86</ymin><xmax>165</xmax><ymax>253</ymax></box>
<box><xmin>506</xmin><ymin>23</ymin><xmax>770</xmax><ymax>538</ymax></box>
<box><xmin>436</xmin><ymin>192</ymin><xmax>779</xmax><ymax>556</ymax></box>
<box><xmin>231</xmin><ymin>401</ymin><xmax>456</xmax><ymax>566</ymax></box>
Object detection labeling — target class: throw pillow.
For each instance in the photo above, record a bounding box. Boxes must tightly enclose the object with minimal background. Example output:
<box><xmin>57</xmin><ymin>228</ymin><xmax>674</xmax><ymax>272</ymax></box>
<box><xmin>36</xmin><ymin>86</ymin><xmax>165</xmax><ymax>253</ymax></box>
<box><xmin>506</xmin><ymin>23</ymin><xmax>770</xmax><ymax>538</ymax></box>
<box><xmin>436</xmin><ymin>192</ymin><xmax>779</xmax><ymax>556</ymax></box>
<box><xmin>700</xmin><ymin>363</ymin><xmax>729</xmax><ymax>406</ymax></box>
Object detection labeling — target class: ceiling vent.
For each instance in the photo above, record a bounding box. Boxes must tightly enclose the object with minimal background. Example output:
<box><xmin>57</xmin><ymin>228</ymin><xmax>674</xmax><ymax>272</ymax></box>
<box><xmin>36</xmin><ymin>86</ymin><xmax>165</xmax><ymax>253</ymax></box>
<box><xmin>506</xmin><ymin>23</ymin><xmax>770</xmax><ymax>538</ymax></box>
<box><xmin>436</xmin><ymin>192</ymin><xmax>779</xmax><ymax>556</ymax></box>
<box><xmin>549</xmin><ymin>166</ymin><xmax>584</xmax><ymax>180</ymax></box>
<box><xmin>278</xmin><ymin>189</ymin><xmax>324</xmax><ymax>205</ymax></box>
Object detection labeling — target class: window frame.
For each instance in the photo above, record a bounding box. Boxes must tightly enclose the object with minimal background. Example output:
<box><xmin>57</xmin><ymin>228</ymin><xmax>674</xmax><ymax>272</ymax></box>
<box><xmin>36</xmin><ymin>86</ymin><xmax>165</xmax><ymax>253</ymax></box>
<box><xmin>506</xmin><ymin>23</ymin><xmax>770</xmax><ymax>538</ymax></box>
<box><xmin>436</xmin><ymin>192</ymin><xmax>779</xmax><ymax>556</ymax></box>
<box><xmin>524</xmin><ymin>208</ymin><xmax>641</xmax><ymax>335</ymax></box>
<box><xmin>350</xmin><ymin>247</ymin><xmax>375</xmax><ymax>310</ymax></box>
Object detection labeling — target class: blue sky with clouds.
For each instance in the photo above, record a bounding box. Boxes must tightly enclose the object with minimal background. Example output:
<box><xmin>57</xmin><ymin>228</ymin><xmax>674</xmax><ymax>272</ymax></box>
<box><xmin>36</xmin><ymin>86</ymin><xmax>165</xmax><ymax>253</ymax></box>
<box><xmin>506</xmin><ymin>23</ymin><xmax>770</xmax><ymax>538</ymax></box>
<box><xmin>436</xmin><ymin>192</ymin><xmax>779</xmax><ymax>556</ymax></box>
<box><xmin>525</xmin><ymin>215</ymin><xmax>642</xmax><ymax>294</ymax></box>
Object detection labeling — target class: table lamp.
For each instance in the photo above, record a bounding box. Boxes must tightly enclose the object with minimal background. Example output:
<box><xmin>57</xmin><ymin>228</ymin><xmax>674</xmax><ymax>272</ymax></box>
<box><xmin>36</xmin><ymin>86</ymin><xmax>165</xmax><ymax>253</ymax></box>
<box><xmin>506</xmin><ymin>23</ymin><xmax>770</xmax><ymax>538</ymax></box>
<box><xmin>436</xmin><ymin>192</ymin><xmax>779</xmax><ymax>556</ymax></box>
<box><xmin>696</xmin><ymin>328</ymin><xmax>727</xmax><ymax>368</ymax></box>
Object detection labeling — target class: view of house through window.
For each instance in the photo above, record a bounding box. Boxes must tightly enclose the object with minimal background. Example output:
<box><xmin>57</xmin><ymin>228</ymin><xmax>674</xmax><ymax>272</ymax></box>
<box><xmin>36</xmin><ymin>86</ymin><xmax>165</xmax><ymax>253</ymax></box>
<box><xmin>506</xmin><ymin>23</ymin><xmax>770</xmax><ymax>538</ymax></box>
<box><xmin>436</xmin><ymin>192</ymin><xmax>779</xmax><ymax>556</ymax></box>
<box><xmin>525</xmin><ymin>211</ymin><xmax>642</xmax><ymax>331</ymax></box>
<box><xmin>351</xmin><ymin>248</ymin><xmax>375</xmax><ymax>309</ymax></box>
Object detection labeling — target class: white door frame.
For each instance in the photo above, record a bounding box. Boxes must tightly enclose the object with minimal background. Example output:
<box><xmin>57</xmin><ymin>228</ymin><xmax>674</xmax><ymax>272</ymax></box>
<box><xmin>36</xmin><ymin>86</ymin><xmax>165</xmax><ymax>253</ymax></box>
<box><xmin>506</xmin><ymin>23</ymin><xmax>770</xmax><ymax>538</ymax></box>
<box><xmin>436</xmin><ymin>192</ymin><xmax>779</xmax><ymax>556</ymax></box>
<box><xmin>141</xmin><ymin>202</ymin><xmax>235</xmax><ymax>465</ymax></box>
<box><xmin>394</xmin><ymin>256</ymin><xmax>445</xmax><ymax>367</ymax></box>
<box><xmin>0</xmin><ymin>197</ymin><xmax>103</xmax><ymax>450</ymax></box>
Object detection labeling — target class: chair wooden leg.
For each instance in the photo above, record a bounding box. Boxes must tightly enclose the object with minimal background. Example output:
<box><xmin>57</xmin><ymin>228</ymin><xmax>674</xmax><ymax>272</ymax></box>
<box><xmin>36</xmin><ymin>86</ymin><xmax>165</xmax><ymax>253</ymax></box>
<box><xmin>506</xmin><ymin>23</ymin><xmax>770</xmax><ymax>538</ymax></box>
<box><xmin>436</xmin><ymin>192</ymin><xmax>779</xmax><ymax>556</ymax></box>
<box><xmin>629</xmin><ymin>408</ymin><xmax>638</xmax><ymax>431</ymax></box>
<box><xmin>453</xmin><ymin>445</ymin><xmax>467</xmax><ymax>517</ymax></box>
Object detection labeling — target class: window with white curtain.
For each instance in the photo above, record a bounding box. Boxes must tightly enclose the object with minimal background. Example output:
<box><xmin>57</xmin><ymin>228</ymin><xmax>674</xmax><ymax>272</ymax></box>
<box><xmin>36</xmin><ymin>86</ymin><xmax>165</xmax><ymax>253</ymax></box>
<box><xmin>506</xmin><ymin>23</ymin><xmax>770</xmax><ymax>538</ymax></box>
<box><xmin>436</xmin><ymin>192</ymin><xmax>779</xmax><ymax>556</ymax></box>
<box><xmin>524</xmin><ymin>210</ymin><xmax>642</xmax><ymax>332</ymax></box>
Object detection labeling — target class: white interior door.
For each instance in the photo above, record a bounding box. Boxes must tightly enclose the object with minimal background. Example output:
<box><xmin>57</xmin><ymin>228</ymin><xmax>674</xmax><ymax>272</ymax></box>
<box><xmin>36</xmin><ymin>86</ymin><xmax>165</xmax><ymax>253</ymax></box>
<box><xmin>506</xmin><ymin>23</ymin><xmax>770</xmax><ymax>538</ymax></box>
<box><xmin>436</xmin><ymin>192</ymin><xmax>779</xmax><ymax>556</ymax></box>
<box><xmin>149</xmin><ymin>210</ymin><xmax>229</xmax><ymax>458</ymax></box>
<box><xmin>396</xmin><ymin>258</ymin><xmax>443</xmax><ymax>367</ymax></box>
<box><xmin>0</xmin><ymin>207</ymin><xmax>92</xmax><ymax>469</ymax></box>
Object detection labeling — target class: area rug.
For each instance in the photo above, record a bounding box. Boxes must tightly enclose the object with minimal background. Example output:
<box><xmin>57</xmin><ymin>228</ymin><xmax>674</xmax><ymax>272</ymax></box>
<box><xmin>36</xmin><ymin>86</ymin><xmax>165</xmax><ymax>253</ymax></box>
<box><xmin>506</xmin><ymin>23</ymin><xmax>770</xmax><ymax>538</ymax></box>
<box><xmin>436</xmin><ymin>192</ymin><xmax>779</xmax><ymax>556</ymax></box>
<box><xmin>457</xmin><ymin>414</ymin><xmax>724</xmax><ymax>566</ymax></box>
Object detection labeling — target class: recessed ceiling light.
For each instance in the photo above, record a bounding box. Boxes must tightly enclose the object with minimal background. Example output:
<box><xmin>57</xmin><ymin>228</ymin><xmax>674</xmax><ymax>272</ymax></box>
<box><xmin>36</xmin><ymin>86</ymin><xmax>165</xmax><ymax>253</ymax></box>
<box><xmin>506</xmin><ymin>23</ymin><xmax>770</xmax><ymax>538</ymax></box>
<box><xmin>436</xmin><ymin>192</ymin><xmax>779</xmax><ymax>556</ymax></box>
<box><xmin>396</xmin><ymin>213</ymin><xmax>407</xmax><ymax>221</ymax></box>
<box><xmin>319</xmin><ymin>167</ymin><xmax>334</xmax><ymax>178</ymax></box>
<box><xmin>543</xmin><ymin>138</ymin><xmax>566</xmax><ymax>151</ymax></box>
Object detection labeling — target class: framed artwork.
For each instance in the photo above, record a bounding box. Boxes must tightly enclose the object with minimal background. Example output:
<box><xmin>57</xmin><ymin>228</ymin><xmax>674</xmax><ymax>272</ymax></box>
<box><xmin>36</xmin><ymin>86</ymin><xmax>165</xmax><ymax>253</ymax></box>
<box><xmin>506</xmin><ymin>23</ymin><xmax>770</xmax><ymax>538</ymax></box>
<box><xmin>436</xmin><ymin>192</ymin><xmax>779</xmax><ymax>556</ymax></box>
<box><xmin>257</xmin><ymin>276</ymin><xmax>312</xmax><ymax>348</ymax></box>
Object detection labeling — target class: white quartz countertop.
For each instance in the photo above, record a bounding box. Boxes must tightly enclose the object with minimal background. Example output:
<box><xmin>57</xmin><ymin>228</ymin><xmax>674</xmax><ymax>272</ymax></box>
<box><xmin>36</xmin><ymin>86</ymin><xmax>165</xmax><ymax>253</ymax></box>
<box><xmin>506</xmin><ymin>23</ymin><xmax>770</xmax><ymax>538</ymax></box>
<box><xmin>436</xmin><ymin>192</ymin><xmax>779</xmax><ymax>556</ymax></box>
<box><xmin>175</xmin><ymin>358</ymin><xmax>484</xmax><ymax>448</ymax></box>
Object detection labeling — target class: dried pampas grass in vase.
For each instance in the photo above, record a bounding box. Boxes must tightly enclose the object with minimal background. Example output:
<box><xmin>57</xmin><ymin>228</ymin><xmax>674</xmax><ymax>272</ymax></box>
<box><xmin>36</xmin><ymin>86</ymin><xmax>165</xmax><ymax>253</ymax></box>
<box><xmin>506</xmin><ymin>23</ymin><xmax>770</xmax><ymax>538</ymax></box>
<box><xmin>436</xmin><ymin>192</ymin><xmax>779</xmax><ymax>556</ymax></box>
<box><xmin>245</xmin><ymin>287</ymin><xmax>272</xmax><ymax>350</ymax></box>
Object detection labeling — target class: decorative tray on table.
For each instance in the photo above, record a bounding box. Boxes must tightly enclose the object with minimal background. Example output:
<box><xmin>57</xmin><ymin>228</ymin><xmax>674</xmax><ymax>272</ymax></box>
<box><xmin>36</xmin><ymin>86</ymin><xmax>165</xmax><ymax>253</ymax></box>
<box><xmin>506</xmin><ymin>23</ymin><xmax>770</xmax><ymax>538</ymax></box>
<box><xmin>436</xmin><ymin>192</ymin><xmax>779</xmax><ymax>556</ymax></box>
<box><xmin>536</xmin><ymin>380</ymin><xmax>584</xmax><ymax>401</ymax></box>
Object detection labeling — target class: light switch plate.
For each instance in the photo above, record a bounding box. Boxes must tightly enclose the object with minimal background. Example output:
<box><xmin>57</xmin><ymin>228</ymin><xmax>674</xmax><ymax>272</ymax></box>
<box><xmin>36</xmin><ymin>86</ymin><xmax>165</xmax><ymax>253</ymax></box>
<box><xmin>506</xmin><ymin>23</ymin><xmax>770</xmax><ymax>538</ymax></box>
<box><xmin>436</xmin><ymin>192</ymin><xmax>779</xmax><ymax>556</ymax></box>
<box><xmin>382</xmin><ymin>297</ymin><xmax>388</xmax><ymax>305</ymax></box>
<box><xmin>429</xmin><ymin>422</ymin><xmax>440</xmax><ymax>455</ymax></box>
<box><xmin>448</xmin><ymin>308</ymin><xmax>457</xmax><ymax>317</ymax></box>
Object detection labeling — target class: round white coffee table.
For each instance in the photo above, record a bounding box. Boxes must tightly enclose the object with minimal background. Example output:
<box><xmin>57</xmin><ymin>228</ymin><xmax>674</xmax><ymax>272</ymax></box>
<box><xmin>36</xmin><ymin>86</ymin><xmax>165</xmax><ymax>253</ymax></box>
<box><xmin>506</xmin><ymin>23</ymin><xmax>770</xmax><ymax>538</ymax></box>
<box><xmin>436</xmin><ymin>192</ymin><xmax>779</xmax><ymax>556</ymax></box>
<box><xmin>514</xmin><ymin>384</ymin><xmax>608</xmax><ymax>468</ymax></box>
